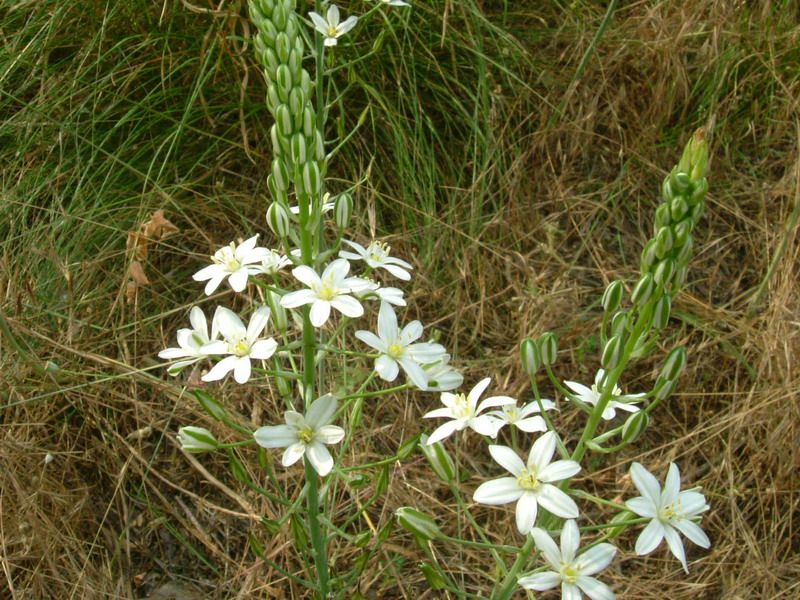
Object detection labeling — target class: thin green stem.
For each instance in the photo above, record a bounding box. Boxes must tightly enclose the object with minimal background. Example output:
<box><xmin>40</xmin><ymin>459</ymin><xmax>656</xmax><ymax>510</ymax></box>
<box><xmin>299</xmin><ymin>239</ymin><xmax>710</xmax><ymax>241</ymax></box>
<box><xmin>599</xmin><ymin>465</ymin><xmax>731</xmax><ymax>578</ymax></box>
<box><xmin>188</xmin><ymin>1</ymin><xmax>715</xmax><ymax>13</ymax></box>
<box><xmin>304</xmin><ymin>459</ymin><xmax>330</xmax><ymax>599</ymax></box>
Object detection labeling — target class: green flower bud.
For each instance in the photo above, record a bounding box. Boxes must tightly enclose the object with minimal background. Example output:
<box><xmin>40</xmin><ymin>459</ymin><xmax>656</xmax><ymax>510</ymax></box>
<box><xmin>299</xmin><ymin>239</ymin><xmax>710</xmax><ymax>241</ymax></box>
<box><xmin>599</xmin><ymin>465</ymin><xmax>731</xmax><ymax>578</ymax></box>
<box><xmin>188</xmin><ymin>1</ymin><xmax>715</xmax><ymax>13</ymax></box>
<box><xmin>288</xmin><ymin>47</ymin><xmax>302</xmax><ymax>78</ymax></box>
<box><xmin>520</xmin><ymin>337</ymin><xmax>541</xmax><ymax>374</ymax></box>
<box><xmin>688</xmin><ymin>129</ymin><xmax>709</xmax><ymax>181</ymax></box>
<box><xmin>248</xmin><ymin>0</ymin><xmax>271</xmax><ymax>23</ymax></box>
<box><xmin>267</xmin><ymin>202</ymin><xmax>291</xmax><ymax>237</ymax></box>
<box><xmin>601</xmin><ymin>334</ymin><xmax>624</xmax><ymax>370</ymax></box>
<box><xmin>177</xmin><ymin>426</ymin><xmax>218</xmax><ymax>453</ymax></box>
<box><xmin>602</xmin><ymin>280</ymin><xmax>624</xmax><ymax>313</ymax></box>
<box><xmin>276</xmin><ymin>64</ymin><xmax>292</xmax><ymax>102</ymax></box>
<box><xmin>395</xmin><ymin>507</ymin><xmax>443</xmax><ymax>542</ymax></box>
<box><xmin>670</xmin><ymin>195</ymin><xmax>689</xmax><ymax>221</ymax></box>
<box><xmin>662</xmin><ymin>176</ymin><xmax>675</xmax><ymax>202</ymax></box>
<box><xmin>314</xmin><ymin>130</ymin><xmax>325</xmax><ymax>161</ymax></box>
<box><xmin>651</xmin><ymin>295</ymin><xmax>671</xmax><ymax>329</ymax></box>
<box><xmin>288</xmin><ymin>86</ymin><xmax>305</xmax><ymax>116</ymax></box>
<box><xmin>670</xmin><ymin>168</ymin><xmax>691</xmax><ymax>193</ymax></box>
<box><xmin>689</xmin><ymin>202</ymin><xmax>705</xmax><ymax>224</ymax></box>
<box><xmin>302</xmin><ymin>105</ymin><xmax>315</xmax><ymax>138</ymax></box>
<box><xmin>266</xmin><ymin>84</ymin><xmax>280</xmax><ymax>114</ymax></box>
<box><xmin>690</xmin><ymin>177</ymin><xmax>708</xmax><ymax>204</ymax></box>
<box><xmin>661</xmin><ymin>346</ymin><xmax>687</xmax><ymax>381</ymax></box>
<box><xmin>419</xmin><ymin>435</ymin><xmax>456</xmax><ymax>482</ymax></box>
<box><xmin>275</xmin><ymin>31</ymin><xmax>290</xmax><ymax>63</ymax></box>
<box><xmin>419</xmin><ymin>562</ymin><xmax>446</xmax><ymax>589</ymax></box>
<box><xmin>228</xmin><ymin>449</ymin><xmax>248</xmax><ymax>483</ymax></box>
<box><xmin>271</xmin><ymin>0</ymin><xmax>286</xmax><ymax>30</ymax></box>
<box><xmin>334</xmin><ymin>192</ymin><xmax>353</xmax><ymax>230</ymax></box>
<box><xmin>266</xmin><ymin>290</ymin><xmax>288</xmax><ymax>331</ymax></box>
<box><xmin>271</xmin><ymin>157</ymin><xmax>289</xmax><ymax>190</ymax></box>
<box><xmin>676</xmin><ymin>236</ymin><xmax>694</xmax><ymax>264</ymax></box>
<box><xmin>302</xmin><ymin>161</ymin><xmax>321</xmax><ymax>195</ymax></box>
<box><xmin>655</xmin><ymin>226</ymin><xmax>674</xmax><ymax>258</ymax></box>
<box><xmin>299</xmin><ymin>70</ymin><xmax>313</xmax><ymax>104</ymax></box>
<box><xmin>640</xmin><ymin>239</ymin><xmax>659</xmax><ymax>272</ymax></box>
<box><xmin>354</xmin><ymin>530</ymin><xmax>372</xmax><ymax>548</ymax></box>
<box><xmin>672</xmin><ymin>218</ymin><xmax>691</xmax><ymax>248</ymax></box>
<box><xmin>621</xmin><ymin>410</ymin><xmax>650</xmax><ymax>444</ymax></box>
<box><xmin>192</xmin><ymin>390</ymin><xmax>228</xmax><ymax>422</ymax></box>
<box><xmin>290</xmin><ymin>132</ymin><xmax>307</xmax><ymax>165</ymax></box>
<box><xmin>673</xmin><ymin>265</ymin><xmax>688</xmax><ymax>288</ymax></box>
<box><xmin>631</xmin><ymin>273</ymin><xmax>655</xmax><ymax>306</ymax></box>
<box><xmin>539</xmin><ymin>332</ymin><xmax>558</xmax><ymax>366</ymax></box>
<box><xmin>258</xmin><ymin>18</ymin><xmax>278</xmax><ymax>46</ymax></box>
<box><xmin>610</xmin><ymin>310</ymin><xmax>629</xmax><ymax>337</ymax></box>
<box><xmin>654</xmin><ymin>203</ymin><xmax>672</xmax><ymax>230</ymax></box>
<box><xmin>275</xmin><ymin>104</ymin><xmax>293</xmax><ymax>137</ymax></box>
<box><xmin>654</xmin><ymin>376</ymin><xmax>678</xmax><ymax>400</ymax></box>
<box><xmin>653</xmin><ymin>258</ymin><xmax>676</xmax><ymax>286</ymax></box>
<box><xmin>606</xmin><ymin>509</ymin><xmax>636</xmax><ymax>538</ymax></box>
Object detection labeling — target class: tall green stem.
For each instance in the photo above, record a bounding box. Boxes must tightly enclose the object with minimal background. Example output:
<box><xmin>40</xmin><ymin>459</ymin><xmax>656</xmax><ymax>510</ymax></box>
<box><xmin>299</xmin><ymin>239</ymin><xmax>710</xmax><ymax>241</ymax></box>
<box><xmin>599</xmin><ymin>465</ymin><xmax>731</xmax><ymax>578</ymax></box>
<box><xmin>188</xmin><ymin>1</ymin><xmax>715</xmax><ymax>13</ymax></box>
<box><xmin>305</xmin><ymin>458</ymin><xmax>331</xmax><ymax>598</ymax></box>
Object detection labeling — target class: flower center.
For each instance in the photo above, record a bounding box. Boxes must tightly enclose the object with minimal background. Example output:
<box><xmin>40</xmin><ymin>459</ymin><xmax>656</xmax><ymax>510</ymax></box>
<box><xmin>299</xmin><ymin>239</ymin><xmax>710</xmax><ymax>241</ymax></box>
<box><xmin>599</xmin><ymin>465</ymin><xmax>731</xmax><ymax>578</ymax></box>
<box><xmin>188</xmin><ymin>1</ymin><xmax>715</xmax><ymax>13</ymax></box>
<box><xmin>298</xmin><ymin>426</ymin><xmax>314</xmax><ymax>444</ymax></box>
<box><xmin>660</xmin><ymin>498</ymin><xmax>685</xmax><ymax>522</ymax></box>
<box><xmin>229</xmin><ymin>333</ymin><xmax>250</xmax><ymax>357</ymax></box>
<box><xmin>367</xmin><ymin>241</ymin><xmax>390</xmax><ymax>263</ymax></box>
<box><xmin>213</xmin><ymin>244</ymin><xmax>242</xmax><ymax>272</ymax></box>
<box><xmin>316</xmin><ymin>280</ymin><xmax>337</xmax><ymax>301</ymax></box>
<box><xmin>516</xmin><ymin>467</ymin><xmax>541</xmax><ymax>490</ymax></box>
<box><xmin>387</xmin><ymin>343</ymin><xmax>405</xmax><ymax>358</ymax></box>
<box><xmin>559</xmin><ymin>561</ymin><xmax>578</xmax><ymax>584</ymax></box>
<box><xmin>328</xmin><ymin>27</ymin><xmax>338</xmax><ymax>37</ymax></box>
<box><xmin>451</xmin><ymin>393</ymin><xmax>472</xmax><ymax>419</ymax></box>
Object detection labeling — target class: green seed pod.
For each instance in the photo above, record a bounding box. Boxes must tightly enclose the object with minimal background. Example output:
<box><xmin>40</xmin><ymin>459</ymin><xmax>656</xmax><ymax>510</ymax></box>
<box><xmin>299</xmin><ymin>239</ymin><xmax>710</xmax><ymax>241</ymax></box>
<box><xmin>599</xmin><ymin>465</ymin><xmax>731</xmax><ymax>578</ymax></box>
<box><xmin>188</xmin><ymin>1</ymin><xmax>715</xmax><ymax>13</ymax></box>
<box><xmin>539</xmin><ymin>332</ymin><xmax>558</xmax><ymax>366</ymax></box>
<box><xmin>601</xmin><ymin>334</ymin><xmax>624</xmax><ymax>370</ymax></box>
<box><xmin>271</xmin><ymin>157</ymin><xmax>289</xmax><ymax>190</ymax></box>
<box><xmin>275</xmin><ymin>64</ymin><xmax>293</xmax><ymax>103</ymax></box>
<box><xmin>602</xmin><ymin>280</ymin><xmax>624</xmax><ymax>313</ymax></box>
<box><xmin>267</xmin><ymin>202</ymin><xmax>291</xmax><ymax>237</ymax></box>
<box><xmin>621</xmin><ymin>410</ymin><xmax>650</xmax><ymax>444</ymax></box>
<box><xmin>275</xmin><ymin>32</ymin><xmax>290</xmax><ymax>63</ymax></box>
<box><xmin>334</xmin><ymin>192</ymin><xmax>353</xmax><ymax>230</ymax></box>
<box><xmin>289</xmin><ymin>517</ymin><xmax>309</xmax><ymax>551</ymax></box>
<box><xmin>651</xmin><ymin>295</ymin><xmax>671</xmax><ymax>329</ymax></box>
<box><xmin>655</xmin><ymin>226</ymin><xmax>674</xmax><ymax>258</ymax></box>
<box><xmin>290</xmin><ymin>132</ymin><xmax>307</xmax><ymax>165</ymax></box>
<box><xmin>396</xmin><ymin>434</ymin><xmax>420</xmax><ymax>460</ymax></box>
<box><xmin>275</xmin><ymin>104</ymin><xmax>293</xmax><ymax>137</ymax></box>
<box><xmin>670</xmin><ymin>195</ymin><xmax>689</xmax><ymax>221</ymax></box>
<box><xmin>302</xmin><ymin>161</ymin><xmax>321</xmax><ymax>195</ymax></box>
<box><xmin>653</xmin><ymin>258</ymin><xmax>676</xmax><ymax>287</ymax></box>
<box><xmin>661</xmin><ymin>346</ymin><xmax>687</xmax><ymax>381</ymax></box>
<box><xmin>640</xmin><ymin>239</ymin><xmax>659</xmax><ymax>272</ymax></box>
<box><xmin>419</xmin><ymin>435</ymin><xmax>456</xmax><ymax>482</ymax></box>
<box><xmin>654</xmin><ymin>203</ymin><xmax>672</xmax><ymax>230</ymax></box>
<box><xmin>610</xmin><ymin>310</ymin><xmax>629</xmax><ymax>337</ymax></box>
<box><xmin>520</xmin><ymin>337</ymin><xmax>541</xmax><ymax>374</ymax></box>
<box><xmin>395</xmin><ymin>507</ymin><xmax>443</xmax><ymax>542</ymax></box>
<box><xmin>192</xmin><ymin>390</ymin><xmax>228</xmax><ymax>422</ymax></box>
<box><xmin>275</xmin><ymin>371</ymin><xmax>292</xmax><ymax>397</ymax></box>
<box><xmin>631</xmin><ymin>273</ymin><xmax>655</xmax><ymax>306</ymax></box>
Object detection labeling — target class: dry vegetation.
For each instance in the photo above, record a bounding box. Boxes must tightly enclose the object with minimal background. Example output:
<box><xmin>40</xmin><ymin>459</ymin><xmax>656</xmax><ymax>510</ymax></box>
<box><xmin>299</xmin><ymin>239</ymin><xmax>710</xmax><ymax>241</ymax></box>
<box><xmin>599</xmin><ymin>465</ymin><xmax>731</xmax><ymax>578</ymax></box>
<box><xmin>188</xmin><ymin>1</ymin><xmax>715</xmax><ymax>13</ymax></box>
<box><xmin>1</xmin><ymin>1</ymin><xmax>798</xmax><ymax>599</ymax></box>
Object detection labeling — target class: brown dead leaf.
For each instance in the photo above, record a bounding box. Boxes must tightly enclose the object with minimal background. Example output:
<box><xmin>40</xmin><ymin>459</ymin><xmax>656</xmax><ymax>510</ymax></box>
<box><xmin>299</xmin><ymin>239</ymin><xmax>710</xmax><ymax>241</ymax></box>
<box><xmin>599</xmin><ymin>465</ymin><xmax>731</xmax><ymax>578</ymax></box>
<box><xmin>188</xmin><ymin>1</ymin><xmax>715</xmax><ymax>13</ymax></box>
<box><xmin>129</xmin><ymin>261</ymin><xmax>150</xmax><ymax>285</ymax></box>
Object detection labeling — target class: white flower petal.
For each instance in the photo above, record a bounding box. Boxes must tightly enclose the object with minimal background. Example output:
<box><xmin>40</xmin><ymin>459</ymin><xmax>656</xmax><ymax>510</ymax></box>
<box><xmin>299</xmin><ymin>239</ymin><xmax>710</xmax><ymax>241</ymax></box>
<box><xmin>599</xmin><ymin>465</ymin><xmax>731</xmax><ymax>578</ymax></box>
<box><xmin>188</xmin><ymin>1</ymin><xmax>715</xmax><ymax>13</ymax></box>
<box><xmin>536</xmin><ymin>484</ymin><xmax>579</xmax><ymax>519</ymax></box>
<box><xmin>282</xmin><ymin>441</ymin><xmax>307</xmax><ymax>467</ymax></box>
<box><xmin>306</xmin><ymin>441</ymin><xmax>334</xmax><ymax>476</ymax></box>
<box><xmin>305</xmin><ymin>395</ymin><xmax>338</xmax><ymax>428</ymax></box>
<box><xmin>562</xmin><ymin>582</ymin><xmax>583</xmax><ymax>600</ymax></box>
<box><xmin>518</xmin><ymin>572</ymin><xmax>561</xmax><ymax>591</ymax></box>
<box><xmin>488</xmin><ymin>445</ymin><xmax>526</xmax><ymax>477</ymax></box>
<box><xmin>673</xmin><ymin>519</ymin><xmax>711</xmax><ymax>549</ymax></box>
<box><xmin>540</xmin><ymin>459</ymin><xmax>581</xmax><ymax>483</ymax></box>
<box><xmin>250</xmin><ymin>338</ymin><xmax>278</xmax><ymax>360</ymax></box>
<box><xmin>560</xmin><ymin>519</ymin><xmax>580</xmax><ymax>563</ymax></box>
<box><xmin>330</xmin><ymin>294</ymin><xmax>364</xmax><ymax>318</ymax></box>
<box><xmin>228</xmin><ymin>268</ymin><xmax>249</xmax><ymax>292</ymax></box>
<box><xmin>473</xmin><ymin>477</ymin><xmax>524</xmax><ymax>505</ymax></box>
<box><xmin>629</xmin><ymin>462</ymin><xmax>663</xmax><ymax>507</ymax></box>
<box><xmin>577</xmin><ymin>543</ymin><xmax>617</xmax><ymax>576</ymax></box>
<box><xmin>634</xmin><ymin>518</ymin><xmax>665</xmax><ymax>556</ymax></box>
<box><xmin>515</xmin><ymin>492</ymin><xmax>539</xmax><ymax>534</ymax></box>
<box><xmin>625</xmin><ymin>497</ymin><xmax>657</xmax><ymax>518</ymax></box>
<box><xmin>377</xmin><ymin>301</ymin><xmax>399</xmax><ymax>340</ymax></box>
<box><xmin>354</xmin><ymin>330</ymin><xmax>387</xmax><ymax>352</ymax></box>
<box><xmin>663</xmin><ymin>524</ymin><xmax>689</xmax><ymax>572</ymax></box>
<box><xmin>576</xmin><ymin>576</ymin><xmax>616</xmax><ymax>600</ymax></box>
<box><xmin>254</xmin><ymin>425</ymin><xmax>298</xmax><ymax>448</ymax></box>
<box><xmin>233</xmin><ymin>356</ymin><xmax>252</xmax><ymax>384</ymax></box>
<box><xmin>375</xmin><ymin>354</ymin><xmax>400</xmax><ymax>381</ymax></box>
<box><xmin>531</xmin><ymin>527</ymin><xmax>563</xmax><ymax>570</ymax></box>
<box><xmin>529</xmin><ymin>430</ymin><xmax>557</xmax><ymax>473</ymax></box>
<box><xmin>310</xmin><ymin>299</ymin><xmax>332</xmax><ymax>326</ymax></box>
<box><xmin>316</xmin><ymin>425</ymin><xmax>345</xmax><ymax>445</ymax></box>
<box><xmin>246</xmin><ymin>306</ymin><xmax>271</xmax><ymax>342</ymax></box>
<box><xmin>468</xmin><ymin>378</ymin><xmax>492</xmax><ymax>403</ymax></box>
<box><xmin>398</xmin><ymin>358</ymin><xmax>428</xmax><ymax>389</ymax></box>
<box><xmin>662</xmin><ymin>462</ymin><xmax>682</xmax><ymax>505</ymax></box>
<box><xmin>425</xmin><ymin>420</ymin><xmax>461</xmax><ymax>445</ymax></box>
<box><xmin>201</xmin><ymin>355</ymin><xmax>239</xmax><ymax>381</ymax></box>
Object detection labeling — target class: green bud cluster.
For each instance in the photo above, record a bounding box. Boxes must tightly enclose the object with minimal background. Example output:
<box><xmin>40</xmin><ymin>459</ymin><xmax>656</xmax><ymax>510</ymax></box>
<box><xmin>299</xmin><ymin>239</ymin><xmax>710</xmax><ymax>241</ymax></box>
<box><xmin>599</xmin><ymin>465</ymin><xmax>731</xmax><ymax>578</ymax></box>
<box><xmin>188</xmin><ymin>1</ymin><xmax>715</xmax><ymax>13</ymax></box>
<box><xmin>249</xmin><ymin>0</ymin><xmax>327</xmax><ymax>235</ymax></box>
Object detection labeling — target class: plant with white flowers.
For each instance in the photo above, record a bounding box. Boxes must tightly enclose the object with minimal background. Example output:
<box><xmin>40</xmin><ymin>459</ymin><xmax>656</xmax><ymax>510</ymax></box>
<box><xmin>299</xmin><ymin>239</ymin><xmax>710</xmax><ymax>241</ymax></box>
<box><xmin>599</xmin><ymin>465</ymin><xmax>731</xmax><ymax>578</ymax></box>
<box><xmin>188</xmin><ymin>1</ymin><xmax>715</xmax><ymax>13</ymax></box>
<box><xmin>155</xmin><ymin>0</ymin><xmax>712</xmax><ymax>597</ymax></box>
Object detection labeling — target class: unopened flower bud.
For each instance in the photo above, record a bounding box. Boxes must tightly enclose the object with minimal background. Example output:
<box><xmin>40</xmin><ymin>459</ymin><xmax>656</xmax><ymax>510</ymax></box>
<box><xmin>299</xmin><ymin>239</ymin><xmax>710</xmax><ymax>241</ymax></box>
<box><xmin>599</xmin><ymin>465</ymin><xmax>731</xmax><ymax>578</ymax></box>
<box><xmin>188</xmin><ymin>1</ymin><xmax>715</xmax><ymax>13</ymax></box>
<box><xmin>660</xmin><ymin>346</ymin><xmax>687</xmax><ymax>381</ymax></box>
<box><xmin>631</xmin><ymin>273</ymin><xmax>655</xmax><ymax>306</ymax></box>
<box><xmin>602</xmin><ymin>280</ymin><xmax>624</xmax><ymax>313</ymax></box>
<box><xmin>520</xmin><ymin>338</ymin><xmax>541</xmax><ymax>374</ymax></box>
<box><xmin>334</xmin><ymin>192</ymin><xmax>353</xmax><ymax>230</ymax></box>
<box><xmin>651</xmin><ymin>295</ymin><xmax>671</xmax><ymax>330</ymax></box>
<box><xmin>267</xmin><ymin>202</ymin><xmax>291</xmax><ymax>237</ymax></box>
<box><xmin>670</xmin><ymin>195</ymin><xmax>689</xmax><ymax>221</ymax></box>
<box><xmin>395</xmin><ymin>507</ymin><xmax>443</xmax><ymax>542</ymax></box>
<box><xmin>420</xmin><ymin>435</ymin><xmax>456</xmax><ymax>482</ymax></box>
<box><xmin>653</xmin><ymin>258</ymin><xmax>676</xmax><ymax>287</ymax></box>
<box><xmin>653</xmin><ymin>375</ymin><xmax>678</xmax><ymax>400</ymax></box>
<box><xmin>177</xmin><ymin>426</ymin><xmax>218</xmax><ymax>453</ymax></box>
<box><xmin>192</xmin><ymin>390</ymin><xmax>228</xmax><ymax>422</ymax></box>
<box><xmin>655</xmin><ymin>226</ymin><xmax>674</xmax><ymax>258</ymax></box>
<box><xmin>640</xmin><ymin>239</ymin><xmax>658</xmax><ymax>272</ymax></box>
<box><xmin>654</xmin><ymin>203</ymin><xmax>672</xmax><ymax>230</ymax></box>
<box><xmin>275</xmin><ymin>103</ymin><xmax>293</xmax><ymax>137</ymax></box>
<box><xmin>601</xmin><ymin>334</ymin><xmax>624</xmax><ymax>370</ymax></box>
<box><xmin>302</xmin><ymin>160</ymin><xmax>321</xmax><ymax>195</ymax></box>
<box><xmin>610</xmin><ymin>310</ymin><xmax>629</xmax><ymax>337</ymax></box>
<box><xmin>539</xmin><ymin>332</ymin><xmax>558</xmax><ymax>366</ymax></box>
<box><xmin>271</xmin><ymin>157</ymin><xmax>289</xmax><ymax>191</ymax></box>
<box><xmin>621</xmin><ymin>410</ymin><xmax>650</xmax><ymax>444</ymax></box>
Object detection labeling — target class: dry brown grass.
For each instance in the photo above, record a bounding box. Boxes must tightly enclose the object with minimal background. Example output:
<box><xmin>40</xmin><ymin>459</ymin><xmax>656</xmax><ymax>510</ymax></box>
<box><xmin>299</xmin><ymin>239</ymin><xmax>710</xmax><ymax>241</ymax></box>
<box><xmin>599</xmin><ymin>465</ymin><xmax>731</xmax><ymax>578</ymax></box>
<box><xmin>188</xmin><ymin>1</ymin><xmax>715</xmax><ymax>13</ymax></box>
<box><xmin>2</xmin><ymin>1</ymin><xmax>799</xmax><ymax>599</ymax></box>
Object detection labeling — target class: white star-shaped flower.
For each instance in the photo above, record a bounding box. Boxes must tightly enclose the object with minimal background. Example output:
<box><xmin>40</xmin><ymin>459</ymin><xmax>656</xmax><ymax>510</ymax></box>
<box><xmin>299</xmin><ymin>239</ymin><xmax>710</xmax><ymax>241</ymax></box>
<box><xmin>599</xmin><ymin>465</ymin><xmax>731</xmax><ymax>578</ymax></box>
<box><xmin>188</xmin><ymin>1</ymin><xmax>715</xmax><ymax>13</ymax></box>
<box><xmin>351</xmin><ymin>277</ymin><xmax>407</xmax><ymax>306</ymax></box>
<box><xmin>355</xmin><ymin>302</ymin><xmax>445</xmax><ymax>389</ymax></box>
<box><xmin>625</xmin><ymin>462</ymin><xmax>710</xmax><ymax>572</ymax></box>
<box><xmin>339</xmin><ymin>239</ymin><xmax>413</xmax><ymax>280</ymax></box>
<box><xmin>486</xmin><ymin>399</ymin><xmax>555</xmax><ymax>434</ymax></box>
<box><xmin>418</xmin><ymin>354</ymin><xmax>464</xmax><ymax>392</ymax></box>
<box><xmin>192</xmin><ymin>235</ymin><xmax>269</xmax><ymax>295</ymax></box>
<box><xmin>200</xmin><ymin>306</ymin><xmax>277</xmax><ymax>384</ymax></box>
<box><xmin>255</xmin><ymin>249</ymin><xmax>291</xmax><ymax>274</ymax></box>
<box><xmin>519</xmin><ymin>519</ymin><xmax>618</xmax><ymax>600</ymax></box>
<box><xmin>158</xmin><ymin>306</ymin><xmax>219</xmax><ymax>375</ymax></box>
<box><xmin>309</xmin><ymin>5</ymin><xmax>358</xmax><ymax>47</ymax></box>
<box><xmin>253</xmin><ymin>394</ymin><xmax>345</xmax><ymax>476</ymax></box>
<box><xmin>564</xmin><ymin>369</ymin><xmax>643</xmax><ymax>420</ymax></box>
<box><xmin>280</xmin><ymin>258</ymin><xmax>367</xmax><ymax>327</ymax></box>
<box><xmin>472</xmin><ymin>432</ymin><xmax>581</xmax><ymax>534</ymax></box>
<box><xmin>423</xmin><ymin>378</ymin><xmax>515</xmax><ymax>444</ymax></box>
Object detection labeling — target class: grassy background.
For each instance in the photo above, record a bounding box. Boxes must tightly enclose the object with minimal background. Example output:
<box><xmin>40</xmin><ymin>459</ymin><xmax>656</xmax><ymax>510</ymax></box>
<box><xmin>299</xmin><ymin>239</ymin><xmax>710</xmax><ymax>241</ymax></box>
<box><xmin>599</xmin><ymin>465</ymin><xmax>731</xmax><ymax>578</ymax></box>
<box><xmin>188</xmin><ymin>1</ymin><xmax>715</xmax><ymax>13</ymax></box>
<box><xmin>1</xmin><ymin>0</ymin><xmax>798</xmax><ymax>598</ymax></box>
